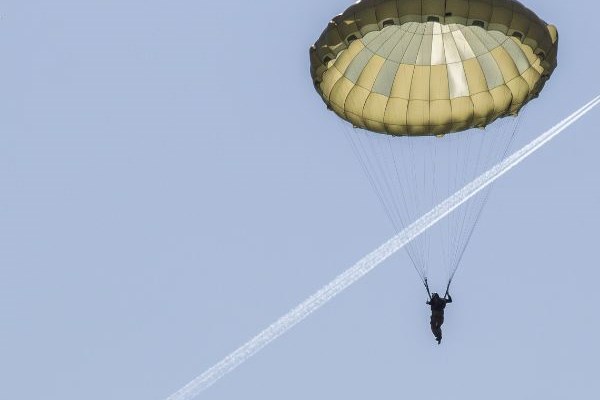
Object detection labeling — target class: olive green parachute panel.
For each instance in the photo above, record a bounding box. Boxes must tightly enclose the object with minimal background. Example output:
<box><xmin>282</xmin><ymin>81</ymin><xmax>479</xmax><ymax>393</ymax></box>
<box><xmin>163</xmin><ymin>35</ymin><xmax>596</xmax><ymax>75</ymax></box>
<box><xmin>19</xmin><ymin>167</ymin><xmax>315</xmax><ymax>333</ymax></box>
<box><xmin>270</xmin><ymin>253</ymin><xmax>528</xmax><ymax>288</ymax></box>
<box><xmin>488</xmin><ymin>1</ymin><xmax>512</xmax><ymax>34</ymax></box>
<box><xmin>467</xmin><ymin>0</ymin><xmax>494</xmax><ymax>25</ymax></box>
<box><xmin>324</xmin><ymin>23</ymin><xmax>346</xmax><ymax>54</ymax></box>
<box><xmin>423</xmin><ymin>0</ymin><xmax>447</xmax><ymax>19</ymax></box>
<box><xmin>355</xmin><ymin>3</ymin><xmax>380</xmax><ymax>36</ymax></box>
<box><xmin>311</xmin><ymin>0</ymin><xmax>558</xmax><ymax>136</ymax></box>
<box><xmin>318</xmin><ymin>0</ymin><xmax>556</xmax><ymax>57</ymax></box>
<box><xmin>509</xmin><ymin>1</ymin><xmax>532</xmax><ymax>38</ymax></box>
<box><xmin>375</xmin><ymin>0</ymin><xmax>399</xmax><ymax>27</ymax></box>
<box><xmin>312</xmin><ymin>0</ymin><xmax>557</xmax><ymax>76</ymax></box>
<box><xmin>397</xmin><ymin>0</ymin><xmax>423</xmax><ymax>24</ymax></box>
<box><xmin>446</xmin><ymin>0</ymin><xmax>469</xmax><ymax>25</ymax></box>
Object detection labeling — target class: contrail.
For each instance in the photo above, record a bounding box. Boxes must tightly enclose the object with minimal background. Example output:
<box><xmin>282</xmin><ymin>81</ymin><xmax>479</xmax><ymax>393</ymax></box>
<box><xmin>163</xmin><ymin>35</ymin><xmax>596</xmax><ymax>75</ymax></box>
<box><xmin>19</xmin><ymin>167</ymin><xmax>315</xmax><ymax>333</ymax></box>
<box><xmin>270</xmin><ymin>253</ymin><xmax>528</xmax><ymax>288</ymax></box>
<box><xmin>165</xmin><ymin>96</ymin><xmax>600</xmax><ymax>400</ymax></box>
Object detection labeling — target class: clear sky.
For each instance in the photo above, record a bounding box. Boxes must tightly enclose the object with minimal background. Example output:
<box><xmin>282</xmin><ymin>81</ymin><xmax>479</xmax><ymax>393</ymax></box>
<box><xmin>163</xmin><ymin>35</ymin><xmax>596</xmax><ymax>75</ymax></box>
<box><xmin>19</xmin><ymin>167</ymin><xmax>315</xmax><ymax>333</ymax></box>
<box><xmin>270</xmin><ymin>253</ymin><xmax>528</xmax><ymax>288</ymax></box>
<box><xmin>1</xmin><ymin>1</ymin><xmax>599</xmax><ymax>399</ymax></box>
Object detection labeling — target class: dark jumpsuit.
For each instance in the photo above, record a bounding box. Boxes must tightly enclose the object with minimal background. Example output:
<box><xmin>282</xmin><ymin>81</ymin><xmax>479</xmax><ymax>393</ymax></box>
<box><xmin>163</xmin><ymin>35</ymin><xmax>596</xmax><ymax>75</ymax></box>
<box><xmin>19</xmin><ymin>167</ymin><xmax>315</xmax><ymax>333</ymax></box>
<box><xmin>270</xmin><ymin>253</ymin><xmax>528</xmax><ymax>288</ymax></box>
<box><xmin>427</xmin><ymin>294</ymin><xmax>452</xmax><ymax>344</ymax></box>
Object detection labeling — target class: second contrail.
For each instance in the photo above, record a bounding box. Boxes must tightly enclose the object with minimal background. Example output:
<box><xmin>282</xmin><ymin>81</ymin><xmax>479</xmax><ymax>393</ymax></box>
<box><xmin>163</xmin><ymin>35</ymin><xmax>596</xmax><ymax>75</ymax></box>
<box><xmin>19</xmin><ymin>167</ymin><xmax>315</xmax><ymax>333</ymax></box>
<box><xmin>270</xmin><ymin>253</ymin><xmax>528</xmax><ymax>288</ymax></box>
<box><xmin>165</xmin><ymin>95</ymin><xmax>600</xmax><ymax>400</ymax></box>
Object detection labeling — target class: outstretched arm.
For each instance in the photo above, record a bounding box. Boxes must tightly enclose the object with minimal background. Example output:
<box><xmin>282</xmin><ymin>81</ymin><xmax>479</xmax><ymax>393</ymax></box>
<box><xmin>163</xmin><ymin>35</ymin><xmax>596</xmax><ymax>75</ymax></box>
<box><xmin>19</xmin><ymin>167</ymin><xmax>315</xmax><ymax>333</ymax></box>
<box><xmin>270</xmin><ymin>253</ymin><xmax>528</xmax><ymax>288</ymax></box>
<box><xmin>446</xmin><ymin>294</ymin><xmax>453</xmax><ymax>303</ymax></box>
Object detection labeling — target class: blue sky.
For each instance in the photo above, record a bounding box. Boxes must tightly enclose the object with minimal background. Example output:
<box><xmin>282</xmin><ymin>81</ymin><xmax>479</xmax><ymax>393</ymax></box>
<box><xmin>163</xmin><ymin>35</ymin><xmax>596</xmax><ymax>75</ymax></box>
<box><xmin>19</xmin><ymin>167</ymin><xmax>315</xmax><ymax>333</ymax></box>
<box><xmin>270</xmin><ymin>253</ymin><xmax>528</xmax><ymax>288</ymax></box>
<box><xmin>1</xmin><ymin>1</ymin><xmax>599</xmax><ymax>399</ymax></box>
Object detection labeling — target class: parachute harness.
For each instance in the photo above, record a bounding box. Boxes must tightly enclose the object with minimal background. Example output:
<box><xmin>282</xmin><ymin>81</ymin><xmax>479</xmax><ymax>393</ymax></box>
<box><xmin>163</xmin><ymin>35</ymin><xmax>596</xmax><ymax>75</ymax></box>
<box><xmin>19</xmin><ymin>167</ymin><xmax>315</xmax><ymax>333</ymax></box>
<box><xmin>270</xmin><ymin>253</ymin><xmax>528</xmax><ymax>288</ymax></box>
<box><xmin>425</xmin><ymin>278</ymin><xmax>452</xmax><ymax>300</ymax></box>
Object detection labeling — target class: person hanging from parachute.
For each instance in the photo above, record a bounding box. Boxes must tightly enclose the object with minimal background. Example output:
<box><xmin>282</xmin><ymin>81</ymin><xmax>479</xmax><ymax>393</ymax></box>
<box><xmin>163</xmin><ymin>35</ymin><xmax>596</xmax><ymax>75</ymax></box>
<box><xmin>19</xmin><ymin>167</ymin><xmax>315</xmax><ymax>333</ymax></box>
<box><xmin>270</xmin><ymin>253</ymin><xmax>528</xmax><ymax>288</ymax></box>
<box><xmin>425</xmin><ymin>280</ymin><xmax>452</xmax><ymax>344</ymax></box>
<box><xmin>310</xmin><ymin>0</ymin><xmax>558</xmax><ymax>341</ymax></box>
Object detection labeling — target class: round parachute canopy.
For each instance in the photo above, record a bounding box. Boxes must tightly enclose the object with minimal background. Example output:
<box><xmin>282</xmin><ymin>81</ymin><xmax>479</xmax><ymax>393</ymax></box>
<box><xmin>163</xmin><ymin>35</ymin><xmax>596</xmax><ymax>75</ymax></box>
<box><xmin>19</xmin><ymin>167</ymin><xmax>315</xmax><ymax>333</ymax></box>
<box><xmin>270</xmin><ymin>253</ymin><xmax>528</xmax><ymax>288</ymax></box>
<box><xmin>310</xmin><ymin>0</ymin><xmax>558</xmax><ymax>136</ymax></box>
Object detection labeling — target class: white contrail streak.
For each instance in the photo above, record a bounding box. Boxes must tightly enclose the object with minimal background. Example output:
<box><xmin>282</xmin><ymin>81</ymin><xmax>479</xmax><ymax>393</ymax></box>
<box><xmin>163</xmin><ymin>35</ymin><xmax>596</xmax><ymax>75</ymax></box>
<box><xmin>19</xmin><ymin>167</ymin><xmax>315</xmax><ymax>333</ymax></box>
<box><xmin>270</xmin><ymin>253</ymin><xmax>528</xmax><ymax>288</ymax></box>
<box><xmin>165</xmin><ymin>96</ymin><xmax>600</xmax><ymax>400</ymax></box>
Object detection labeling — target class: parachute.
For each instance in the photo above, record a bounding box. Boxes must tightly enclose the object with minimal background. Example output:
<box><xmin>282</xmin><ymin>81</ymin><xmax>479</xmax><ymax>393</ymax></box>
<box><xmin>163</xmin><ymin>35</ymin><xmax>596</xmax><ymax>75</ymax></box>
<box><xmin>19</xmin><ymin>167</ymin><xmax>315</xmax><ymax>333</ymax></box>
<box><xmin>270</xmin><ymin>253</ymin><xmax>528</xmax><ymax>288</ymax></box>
<box><xmin>310</xmin><ymin>0</ymin><xmax>558</xmax><ymax>291</ymax></box>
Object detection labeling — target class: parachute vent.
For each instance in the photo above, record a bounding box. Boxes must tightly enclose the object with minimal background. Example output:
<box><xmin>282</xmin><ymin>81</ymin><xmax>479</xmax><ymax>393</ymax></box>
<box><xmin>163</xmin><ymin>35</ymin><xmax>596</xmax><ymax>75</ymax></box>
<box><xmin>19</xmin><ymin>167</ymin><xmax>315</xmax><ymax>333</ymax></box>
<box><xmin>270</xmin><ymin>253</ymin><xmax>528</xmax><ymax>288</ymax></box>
<box><xmin>536</xmin><ymin>50</ymin><xmax>547</xmax><ymax>61</ymax></box>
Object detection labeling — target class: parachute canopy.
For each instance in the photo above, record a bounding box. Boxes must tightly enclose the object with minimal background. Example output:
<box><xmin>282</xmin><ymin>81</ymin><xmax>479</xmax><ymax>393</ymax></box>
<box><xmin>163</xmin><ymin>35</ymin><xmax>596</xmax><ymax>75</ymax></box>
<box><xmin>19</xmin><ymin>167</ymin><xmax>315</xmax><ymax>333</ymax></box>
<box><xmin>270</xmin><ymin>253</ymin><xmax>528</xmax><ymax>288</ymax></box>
<box><xmin>310</xmin><ymin>0</ymin><xmax>558</xmax><ymax>136</ymax></box>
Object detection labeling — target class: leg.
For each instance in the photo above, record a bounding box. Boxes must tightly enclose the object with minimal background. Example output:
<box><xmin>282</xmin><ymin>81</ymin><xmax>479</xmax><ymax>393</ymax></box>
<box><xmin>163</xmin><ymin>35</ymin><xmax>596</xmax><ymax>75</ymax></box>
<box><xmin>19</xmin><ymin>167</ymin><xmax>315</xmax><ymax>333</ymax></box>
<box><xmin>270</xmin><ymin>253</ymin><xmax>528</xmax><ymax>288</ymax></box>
<box><xmin>430</xmin><ymin>316</ymin><xmax>443</xmax><ymax>343</ymax></box>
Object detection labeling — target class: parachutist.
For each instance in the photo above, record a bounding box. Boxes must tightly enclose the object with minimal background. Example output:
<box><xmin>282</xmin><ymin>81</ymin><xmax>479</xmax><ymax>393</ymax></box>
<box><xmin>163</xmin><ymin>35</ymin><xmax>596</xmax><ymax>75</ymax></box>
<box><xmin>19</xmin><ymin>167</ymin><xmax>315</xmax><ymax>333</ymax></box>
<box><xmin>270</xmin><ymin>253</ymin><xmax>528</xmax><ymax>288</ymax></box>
<box><xmin>310</xmin><ymin>0</ymin><xmax>558</xmax><ymax>339</ymax></box>
<box><xmin>427</xmin><ymin>292</ymin><xmax>452</xmax><ymax>344</ymax></box>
